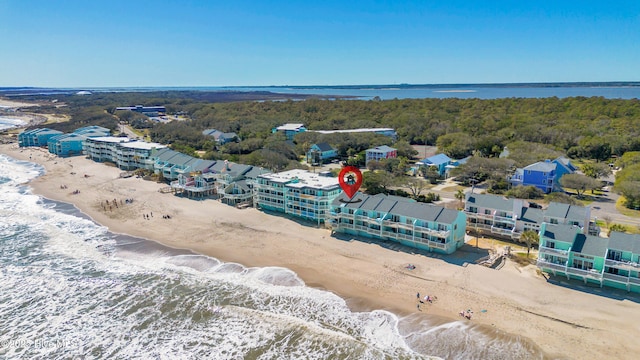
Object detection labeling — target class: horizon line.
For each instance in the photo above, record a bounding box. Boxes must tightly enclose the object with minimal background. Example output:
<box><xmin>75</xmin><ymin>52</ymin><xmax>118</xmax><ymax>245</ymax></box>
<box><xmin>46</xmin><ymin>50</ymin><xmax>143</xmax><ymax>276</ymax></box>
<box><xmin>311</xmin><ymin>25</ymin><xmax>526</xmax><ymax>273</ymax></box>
<box><xmin>2</xmin><ymin>81</ymin><xmax>640</xmax><ymax>90</ymax></box>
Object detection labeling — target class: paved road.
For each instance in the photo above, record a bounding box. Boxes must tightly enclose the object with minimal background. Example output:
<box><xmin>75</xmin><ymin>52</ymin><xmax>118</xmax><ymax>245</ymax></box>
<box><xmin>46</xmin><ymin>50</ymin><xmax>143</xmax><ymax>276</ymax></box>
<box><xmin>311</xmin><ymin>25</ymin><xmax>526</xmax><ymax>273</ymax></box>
<box><xmin>589</xmin><ymin>190</ymin><xmax>640</xmax><ymax>228</ymax></box>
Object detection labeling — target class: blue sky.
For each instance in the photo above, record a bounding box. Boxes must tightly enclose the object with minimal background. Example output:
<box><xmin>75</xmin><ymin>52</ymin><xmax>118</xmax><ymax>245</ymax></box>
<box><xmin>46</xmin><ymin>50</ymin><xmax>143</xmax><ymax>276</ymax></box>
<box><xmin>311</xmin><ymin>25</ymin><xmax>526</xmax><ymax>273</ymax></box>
<box><xmin>0</xmin><ymin>0</ymin><xmax>638</xmax><ymax>87</ymax></box>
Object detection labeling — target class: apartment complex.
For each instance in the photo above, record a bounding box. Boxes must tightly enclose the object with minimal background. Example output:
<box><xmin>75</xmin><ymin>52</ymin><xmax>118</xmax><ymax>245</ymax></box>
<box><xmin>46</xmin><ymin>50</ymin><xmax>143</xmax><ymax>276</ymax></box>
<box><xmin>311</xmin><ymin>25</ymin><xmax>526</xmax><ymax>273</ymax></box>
<box><xmin>464</xmin><ymin>193</ymin><xmax>598</xmax><ymax>240</ymax></box>
<box><xmin>83</xmin><ymin>136</ymin><xmax>166</xmax><ymax>170</ymax></box>
<box><xmin>331</xmin><ymin>193</ymin><xmax>467</xmax><ymax>254</ymax></box>
<box><xmin>537</xmin><ymin>223</ymin><xmax>640</xmax><ymax>293</ymax></box>
<box><xmin>255</xmin><ymin>169</ymin><xmax>342</xmax><ymax>224</ymax></box>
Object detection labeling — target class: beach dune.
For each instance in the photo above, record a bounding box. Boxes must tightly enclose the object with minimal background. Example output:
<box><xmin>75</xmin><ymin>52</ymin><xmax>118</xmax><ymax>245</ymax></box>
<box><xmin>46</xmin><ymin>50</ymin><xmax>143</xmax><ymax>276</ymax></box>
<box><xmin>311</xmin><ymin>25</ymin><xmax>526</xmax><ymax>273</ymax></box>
<box><xmin>2</xmin><ymin>143</ymin><xmax>639</xmax><ymax>360</ymax></box>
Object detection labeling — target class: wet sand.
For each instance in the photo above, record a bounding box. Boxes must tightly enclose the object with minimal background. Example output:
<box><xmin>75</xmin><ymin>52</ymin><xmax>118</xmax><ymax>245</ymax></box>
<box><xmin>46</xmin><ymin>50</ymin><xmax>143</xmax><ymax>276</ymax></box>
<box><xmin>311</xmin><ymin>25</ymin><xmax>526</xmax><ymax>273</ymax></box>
<box><xmin>3</xmin><ymin>143</ymin><xmax>640</xmax><ymax>360</ymax></box>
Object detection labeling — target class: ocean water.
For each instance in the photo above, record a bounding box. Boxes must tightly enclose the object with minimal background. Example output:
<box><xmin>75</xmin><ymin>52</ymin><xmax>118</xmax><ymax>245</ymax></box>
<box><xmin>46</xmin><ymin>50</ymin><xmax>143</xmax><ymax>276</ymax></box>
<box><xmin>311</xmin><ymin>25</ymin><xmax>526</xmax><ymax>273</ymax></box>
<box><xmin>0</xmin><ymin>117</ymin><xmax>27</xmax><ymax>132</ymax></box>
<box><xmin>0</xmin><ymin>154</ymin><xmax>546</xmax><ymax>359</ymax></box>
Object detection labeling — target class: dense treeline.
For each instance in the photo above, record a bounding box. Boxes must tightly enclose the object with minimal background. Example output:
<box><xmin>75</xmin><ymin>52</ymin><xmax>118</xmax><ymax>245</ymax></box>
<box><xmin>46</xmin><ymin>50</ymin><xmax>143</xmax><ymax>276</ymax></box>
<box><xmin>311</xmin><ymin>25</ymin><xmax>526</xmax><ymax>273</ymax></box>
<box><xmin>147</xmin><ymin>96</ymin><xmax>640</xmax><ymax>162</ymax></box>
<box><xmin>13</xmin><ymin>92</ymin><xmax>640</xmax><ymax>206</ymax></box>
<box><xmin>23</xmin><ymin>92</ymin><xmax>640</xmax><ymax>163</ymax></box>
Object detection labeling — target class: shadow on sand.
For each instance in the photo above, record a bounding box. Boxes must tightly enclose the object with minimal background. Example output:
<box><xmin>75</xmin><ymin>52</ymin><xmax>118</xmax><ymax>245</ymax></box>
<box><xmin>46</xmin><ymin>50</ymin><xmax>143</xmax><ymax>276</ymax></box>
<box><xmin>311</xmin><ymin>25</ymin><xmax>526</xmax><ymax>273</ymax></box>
<box><xmin>331</xmin><ymin>232</ymin><xmax>491</xmax><ymax>267</ymax></box>
<box><xmin>544</xmin><ymin>274</ymin><xmax>640</xmax><ymax>303</ymax></box>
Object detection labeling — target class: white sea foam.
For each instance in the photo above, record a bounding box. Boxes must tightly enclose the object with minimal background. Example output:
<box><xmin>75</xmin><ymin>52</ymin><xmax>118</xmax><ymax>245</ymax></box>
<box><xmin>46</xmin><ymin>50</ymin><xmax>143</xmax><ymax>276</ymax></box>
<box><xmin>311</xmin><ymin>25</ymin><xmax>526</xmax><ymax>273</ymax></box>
<box><xmin>0</xmin><ymin>154</ymin><xmax>543</xmax><ymax>359</ymax></box>
<box><xmin>0</xmin><ymin>116</ymin><xmax>27</xmax><ymax>131</ymax></box>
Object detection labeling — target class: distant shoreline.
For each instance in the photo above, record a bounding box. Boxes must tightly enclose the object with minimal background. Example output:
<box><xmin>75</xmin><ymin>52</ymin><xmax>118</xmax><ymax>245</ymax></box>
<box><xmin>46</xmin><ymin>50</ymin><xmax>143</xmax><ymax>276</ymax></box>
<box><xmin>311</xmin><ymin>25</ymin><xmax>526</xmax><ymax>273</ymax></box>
<box><xmin>3</xmin><ymin>81</ymin><xmax>640</xmax><ymax>93</ymax></box>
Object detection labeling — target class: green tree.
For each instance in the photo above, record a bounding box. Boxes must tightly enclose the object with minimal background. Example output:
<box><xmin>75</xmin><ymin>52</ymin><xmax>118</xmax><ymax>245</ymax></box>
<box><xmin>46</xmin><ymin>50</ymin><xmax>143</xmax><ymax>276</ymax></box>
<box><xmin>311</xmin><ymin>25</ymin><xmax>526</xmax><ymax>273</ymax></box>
<box><xmin>403</xmin><ymin>177</ymin><xmax>427</xmax><ymax>198</ymax></box>
<box><xmin>455</xmin><ymin>189</ymin><xmax>465</xmax><ymax>209</ymax></box>
<box><xmin>581</xmin><ymin>162</ymin><xmax>612</xmax><ymax>179</ymax></box>
<box><xmin>520</xmin><ymin>230</ymin><xmax>539</xmax><ymax>258</ymax></box>
<box><xmin>560</xmin><ymin>173</ymin><xmax>602</xmax><ymax>198</ymax></box>
<box><xmin>363</xmin><ymin>171</ymin><xmax>396</xmax><ymax>195</ymax></box>
<box><xmin>608</xmin><ymin>223</ymin><xmax>628</xmax><ymax>236</ymax></box>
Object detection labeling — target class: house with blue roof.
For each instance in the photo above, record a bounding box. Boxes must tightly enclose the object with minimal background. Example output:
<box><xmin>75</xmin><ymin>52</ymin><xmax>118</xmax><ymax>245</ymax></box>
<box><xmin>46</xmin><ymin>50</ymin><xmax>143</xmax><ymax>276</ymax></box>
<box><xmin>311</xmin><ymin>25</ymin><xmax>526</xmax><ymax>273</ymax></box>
<box><xmin>307</xmin><ymin>142</ymin><xmax>338</xmax><ymax>164</ymax></box>
<box><xmin>417</xmin><ymin>153</ymin><xmax>453</xmax><ymax>177</ymax></box>
<box><xmin>509</xmin><ymin>157</ymin><xmax>576</xmax><ymax>193</ymax></box>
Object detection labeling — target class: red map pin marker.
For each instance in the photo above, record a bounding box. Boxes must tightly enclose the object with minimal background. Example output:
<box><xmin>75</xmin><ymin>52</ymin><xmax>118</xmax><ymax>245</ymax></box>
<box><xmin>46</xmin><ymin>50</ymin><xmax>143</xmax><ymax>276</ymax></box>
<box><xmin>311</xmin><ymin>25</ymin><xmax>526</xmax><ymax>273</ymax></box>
<box><xmin>338</xmin><ymin>166</ymin><xmax>363</xmax><ymax>199</ymax></box>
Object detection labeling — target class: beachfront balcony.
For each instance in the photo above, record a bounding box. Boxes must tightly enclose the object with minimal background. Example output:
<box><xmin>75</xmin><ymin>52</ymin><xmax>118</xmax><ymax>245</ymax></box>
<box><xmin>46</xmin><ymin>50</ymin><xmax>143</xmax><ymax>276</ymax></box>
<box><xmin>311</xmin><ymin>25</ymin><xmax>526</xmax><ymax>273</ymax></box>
<box><xmin>605</xmin><ymin>259</ymin><xmax>640</xmax><ymax>271</ymax></box>
<box><xmin>396</xmin><ymin>233</ymin><xmax>414</xmax><ymax>241</ymax></box>
<box><xmin>494</xmin><ymin>214</ymin><xmax>516</xmax><ymax>223</ymax></box>
<box><xmin>603</xmin><ymin>272</ymin><xmax>633</xmax><ymax>284</ymax></box>
<box><xmin>491</xmin><ymin>225</ymin><xmax>515</xmax><ymax>237</ymax></box>
<box><xmin>537</xmin><ymin>259</ymin><xmax>567</xmax><ymax>272</ymax></box>
<box><xmin>428</xmin><ymin>240</ymin><xmax>447</xmax><ymax>250</ymax></box>
<box><xmin>565</xmin><ymin>267</ymin><xmax>603</xmax><ymax>280</ymax></box>
<box><xmin>465</xmin><ymin>211</ymin><xmax>494</xmax><ymax>221</ymax></box>
<box><xmin>467</xmin><ymin>222</ymin><xmax>492</xmax><ymax>231</ymax></box>
<box><xmin>539</xmin><ymin>246</ymin><xmax>570</xmax><ymax>258</ymax></box>
<box><xmin>629</xmin><ymin>277</ymin><xmax>640</xmax><ymax>286</ymax></box>
<box><xmin>415</xmin><ymin>225</ymin><xmax>450</xmax><ymax>238</ymax></box>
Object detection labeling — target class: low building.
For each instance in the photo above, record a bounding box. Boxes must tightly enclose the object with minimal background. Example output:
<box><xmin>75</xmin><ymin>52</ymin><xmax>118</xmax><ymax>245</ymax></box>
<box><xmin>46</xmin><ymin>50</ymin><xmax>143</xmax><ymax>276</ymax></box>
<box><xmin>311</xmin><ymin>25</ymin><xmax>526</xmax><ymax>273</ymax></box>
<box><xmin>365</xmin><ymin>145</ymin><xmax>397</xmax><ymax>165</ymax></box>
<box><xmin>255</xmin><ymin>169</ymin><xmax>342</xmax><ymax>224</ymax></box>
<box><xmin>537</xmin><ymin>223</ymin><xmax>640</xmax><ymax>293</ymax></box>
<box><xmin>307</xmin><ymin>142</ymin><xmax>338</xmax><ymax>164</ymax></box>
<box><xmin>464</xmin><ymin>193</ymin><xmax>599</xmax><ymax>240</ymax></box>
<box><xmin>18</xmin><ymin>128</ymin><xmax>64</xmax><ymax>147</ymax></box>
<box><xmin>272</xmin><ymin>123</ymin><xmax>306</xmax><ymax>140</ymax></box>
<box><xmin>417</xmin><ymin>153</ymin><xmax>453</xmax><ymax>177</ymax></box>
<box><xmin>202</xmin><ymin>129</ymin><xmax>238</xmax><ymax>145</ymax></box>
<box><xmin>115</xmin><ymin>105</ymin><xmax>166</xmax><ymax>117</ymax></box>
<box><xmin>331</xmin><ymin>193</ymin><xmax>467</xmax><ymax>254</ymax></box>
<box><xmin>309</xmin><ymin>128</ymin><xmax>397</xmax><ymax>139</ymax></box>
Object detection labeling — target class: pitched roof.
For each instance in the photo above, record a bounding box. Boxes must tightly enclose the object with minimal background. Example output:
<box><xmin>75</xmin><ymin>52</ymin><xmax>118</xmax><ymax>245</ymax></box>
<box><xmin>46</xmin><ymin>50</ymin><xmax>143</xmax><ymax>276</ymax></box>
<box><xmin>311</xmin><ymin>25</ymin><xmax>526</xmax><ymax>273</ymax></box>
<box><xmin>313</xmin><ymin>142</ymin><xmax>335</xmax><ymax>152</ymax></box>
<box><xmin>541</xmin><ymin>223</ymin><xmax>579</xmax><ymax>243</ymax></box>
<box><xmin>608</xmin><ymin>232</ymin><xmax>640</xmax><ymax>254</ymax></box>
<box><xmin>367</xmin><ymin>145</ymin><xmax>396</xmax><ymax>153</ymax></box>
<box><xmin>465</xmin><ymin>193</ymin><xmax>514</xmax><ymax>212</ymax></box>
<box><xmin>519</xmin><ymin>207</ymin><xmax>543</xmax><ymax>224</ymax></box>
<box><xmin>571</xmin><ymin>234</ymin><xmax>608</xmax><ymax>257</ymax></box>
<box><xmin>524</xmin><ymin>161</ymin><xmax>557</xmax><ymax>172</ymax></box>
<box><xmin>554</xmin><ymin>156</ymin><xmax>577</xmax><ymax>171</ymax></box>
<box><xmin>421</xmin><ymin>153</ymin><xmax>452</xmax><ymax>166</ymax></box>
<box><xmin>545</xmin><ymin>202</ymin><xmax>571</xmax><ymax>219</ymax></box>
<box><xmin>244</xmin><ymin>166</ymin><xmax>271</xmax><ymax>179</ymax></box>
<box><xmin>333</xmin><ymin>193</ymin><xmax>460</xmax><ymax>224</ymax></box>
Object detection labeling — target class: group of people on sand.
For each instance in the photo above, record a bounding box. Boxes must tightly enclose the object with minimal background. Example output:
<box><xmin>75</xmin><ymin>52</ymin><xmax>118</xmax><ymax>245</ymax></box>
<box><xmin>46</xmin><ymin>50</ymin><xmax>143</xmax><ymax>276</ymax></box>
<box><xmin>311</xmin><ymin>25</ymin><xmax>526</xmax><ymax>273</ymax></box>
<box><xmin>459</xmin><ymin>309</ymin><xmax>473</xmax><ymax>320</ymax></box>
<box><xmin>102</xmin><ymin>198</ymin><xmax>128</xmax><ymax>212</ymax></box>
<box><xmin>415</xmin><ymin>292</ymin><xmax>437</xmax><ymax>311</ymax></box>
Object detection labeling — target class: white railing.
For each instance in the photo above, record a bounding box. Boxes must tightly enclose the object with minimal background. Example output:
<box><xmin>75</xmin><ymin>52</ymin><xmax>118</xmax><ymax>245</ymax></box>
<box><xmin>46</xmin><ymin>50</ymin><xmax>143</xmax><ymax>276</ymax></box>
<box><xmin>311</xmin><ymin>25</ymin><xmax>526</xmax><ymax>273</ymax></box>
<box><xmin>605</xmin><ymin>259</ymin><xmax>640</xmax><ymax>270</ymax></box>
<box><xmin>415</xmin><ymin>225</ymin><xmax>450</xmax><ymax>238</ymax></box>
<box><xmin>603</xmin><ymin>272</ymin><xmax>631</xmax><ymax>284</ymax></box>
<box><xmin>538</xmin><ymin>246</ymin><xmax>569</xmax><ymax>257</ymax></box>
<box><xmin>565</xmin><ymin>267</ymin><xmax>602</xmax><ymax>280</ymax></box>
<box><xmin>628</xmin><ymin>277</ymin><xmax>640</xmax><ymax>285</ymax></box>
<box><xmin>491</xmin><ymin>226</ymin><xmax>514</xmax><ymax>236</ymax></box>
<box><xmin>536</xmin><ymin>259</ymin><xmax>567</xmax><ymax>272</ymax></box>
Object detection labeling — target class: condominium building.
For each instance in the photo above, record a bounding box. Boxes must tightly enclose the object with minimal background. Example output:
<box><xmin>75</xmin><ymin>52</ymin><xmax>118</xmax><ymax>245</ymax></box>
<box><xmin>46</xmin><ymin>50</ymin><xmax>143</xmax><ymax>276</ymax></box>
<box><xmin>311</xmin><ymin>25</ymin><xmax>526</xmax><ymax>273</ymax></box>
<box><xmin>464</xmin><ymin>193</ymin><xmax>599</xmax><ymax>240</ymax></box>
<box><xmin>537</xmin><ymin>223</ymin><xmax>640</xmax><ymax>293</ymax></box>
<box><xmin>18</xmin><ymin>128</ymin><xmax>63</xmax><ymax>147</ymax></box>
<box><xmin>255</xmin><ymin>169</ymin><xmax>342</xmax><ymax>224</ymax></box>
<box><xmin>83</xmin><ymin>136</ymin><xmax>166</xmax><ymax>170</ymax></box>
<box><xmin>331</xmin><ymin>193</ymin><xmax>467</xmax><ymax>254</ymax></box>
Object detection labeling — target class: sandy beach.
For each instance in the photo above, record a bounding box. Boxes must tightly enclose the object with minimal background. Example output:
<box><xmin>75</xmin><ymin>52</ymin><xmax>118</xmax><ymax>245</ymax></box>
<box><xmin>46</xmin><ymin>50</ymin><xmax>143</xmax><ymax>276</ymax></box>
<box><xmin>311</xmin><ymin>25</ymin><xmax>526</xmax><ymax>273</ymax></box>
<box><xmin>2</xmin><ymin>143</ymin><xmax>639</xmax><ymax>359</ymax></box>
